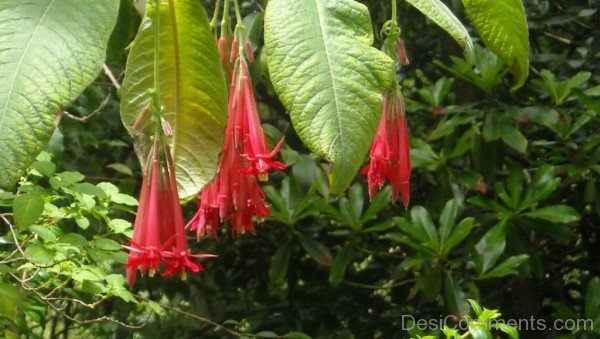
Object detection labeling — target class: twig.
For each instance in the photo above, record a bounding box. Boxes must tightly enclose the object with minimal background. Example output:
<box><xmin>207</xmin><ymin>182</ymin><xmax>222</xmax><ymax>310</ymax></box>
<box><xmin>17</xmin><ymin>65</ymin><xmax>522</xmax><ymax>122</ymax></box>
<box><xmin>543</xmin><ymin>31</ymin><xmax>572</xmax><ymax>45</ymax></box>
<box><xmin>61</xmin><ymin>89</ymin><xmax>112</xmax><ymax>123</ymax></box>
<box><xmin>342</xmin><ymin>278</ymin><xmax>415</xmax><ymax>290</ymax></box>
<box><xmin>103</xmin><ymin>64</ymin><xmax>121</xmax><ymax>89</ymax></box>
<box><xmin>136</xmin><ymin>296</ymin><xmax>245</xmax><ymax>337</ymax></box>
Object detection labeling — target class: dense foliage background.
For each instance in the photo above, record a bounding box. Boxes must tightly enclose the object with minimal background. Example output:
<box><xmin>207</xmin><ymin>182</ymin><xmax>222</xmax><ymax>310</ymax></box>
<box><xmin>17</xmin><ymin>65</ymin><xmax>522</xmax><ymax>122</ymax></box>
<box><xmin>0</xmin><ymin>0</ymin><xmax>599</xmax><ymax>338</ymax></box>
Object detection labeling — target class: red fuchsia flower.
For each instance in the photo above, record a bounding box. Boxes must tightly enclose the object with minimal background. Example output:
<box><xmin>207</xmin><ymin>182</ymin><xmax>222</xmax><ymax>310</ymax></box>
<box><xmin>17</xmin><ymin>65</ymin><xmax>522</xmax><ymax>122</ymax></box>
<box><xmin>232</xmin><ymin>60</ymin><xmax>286</xmax><ymax>179</ymax></box>
<box><xmin>362</xmin><ymin>90</ymin><xmax>411</xmax><ymax>207</ymax></box>
<box><xmin>125</xmin><ymin>120</ymin><xmax>215</xmax><ymax>287</ymax></box>
<box><xmin>188</xmin><ymin>41</ymin><xmax>285</xmax><ymax>237</ymax></box>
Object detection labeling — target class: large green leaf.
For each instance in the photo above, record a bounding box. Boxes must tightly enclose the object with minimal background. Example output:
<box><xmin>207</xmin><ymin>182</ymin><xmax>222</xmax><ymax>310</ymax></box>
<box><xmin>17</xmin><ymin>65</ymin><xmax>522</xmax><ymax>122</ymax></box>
<box><xmin>0</xmin><ymin>1</ymin><xmax>119</xmax><ymax>189</ymax></box>
<box><xmin>264</xmin><ymin>0</ymin><xmax>396</xmax><ymax>194</ymax></box>
<box><xmin>120</xmin><ymin>0</ymin><xmax>227</xmax><ymax>198</ymax></box>
<box><xmin>404</xmin><ymin>0</ymin><xmax>474</xmax><ymax>61</ymax></box>
<box><xmin>462</xmin><ymin>0</ymin><xmax>530</xmax><ymax>90</ymax></box>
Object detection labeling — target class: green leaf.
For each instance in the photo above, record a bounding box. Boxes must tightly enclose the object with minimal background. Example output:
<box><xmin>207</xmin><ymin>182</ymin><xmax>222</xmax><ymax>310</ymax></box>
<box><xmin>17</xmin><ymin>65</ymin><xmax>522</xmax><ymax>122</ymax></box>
<box><xmin>585</xmin><ymin>277</ymin><xmax>600</xmax><ymax>320</ymax></box>
<box><xmin>269</xmin><ymin>242</ymin><xmax>291</xmax><ymax>285</ymax></box>
<box><xmin>495</xmin><ymin>323</ymin><xmax>519</xmax><ymax>339</ymax></box>
<box><xmin>410</xmin><ymin>206</ymin><xmax>439</xmax><ymax>248</ymax></box>
<box><xmin>0</xmin><ymin>1</ymin><xmax>119</xmax><ymax>189</ymax></box>
<box><xmin>264</xmin><ymin>0</ymin><xmax>395</xmax><ymax>193</ymax></box>
<box><xmin>329</xmin><ymin>246</ymin><xmax>351</xmax><ymax>286</ymax></box>
<box><xmin>24</xmin><ymin>243</ymin><xmax>55</xmax><ymax>265</ymax></box>
<box><xmin>475</xmin><ymin>217</ymin><xmax>510</xmax><ymax>273</ymax></box>
<box><xmin>12</xmin><ymin>193</ymin><xmax>44</xmax><ymax>229</ymax></box>
<box><xmin>439</xmin><ymin>199</ymin><xmax>460</xmax><ymax>245</ymax></box>
<box><xmin>284</xmin><ymin>332</ymin><xmax>312</xmax><ymax>339</ymax></box>
<box><xmin>462</xmin><ymin>0</ymin><xmax>530</xmax><ymax>90</ymax></box>
<box><xmin>500</xmin><ymin>122</ymin><xmax>528</xmax><ymax>153</ymax></box>
<box><xmin>28</xmin><ymin>225</ymin><xmax>58</xmax><ymax>242</ymax></box>
<box><xmin>93</xmin><ymin>238</ymin><xmax>122</xmax><ymax>251</ymax></box>
<box><xmin>405</xmin><ymin>0</ymin><xmax>474</xmax><ymax>61</ymax></box>
<box><xmin>467</xmin><ymin>299</ymin><xmax>484</xmax><ymax>317</ymax></box>
<box><xmin>298</xmin><ymin>234</ymin><xmax>333</xmax><ymax>266</ymax></box>
<box><xmin>523</xmin><ymin>205</ymin><xmax>580</xmax><ymax>224</ymax></box>
<box><xmin>443</xmin><ymin>217</ymin><xmax>474</xmax><ymax>253</ymax></box>
<box><xmin>482</xmin><ymin>254</ymin><xmax>529</xmax><ymax>279</ymax></box>
<box><xmin>121</xmin><ymin>0</ymin><xmax>228</xmax><ymax>198</ymax></box>
<box><xmin>0</xmin><ymin>283</ymin><xmax>21</xmax><ymax>317</ymax></box>
<box><xmin>445</xmin><ymin>271</ymin><xmax>470</xmax><ymax>316</ymax></box>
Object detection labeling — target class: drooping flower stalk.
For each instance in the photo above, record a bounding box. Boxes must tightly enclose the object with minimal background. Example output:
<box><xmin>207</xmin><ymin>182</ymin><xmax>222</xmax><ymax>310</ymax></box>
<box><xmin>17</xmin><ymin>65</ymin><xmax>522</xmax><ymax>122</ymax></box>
<box><xmin>362</xmin><ymin>90</ymin><xmax>411</xmax><ymax>207</ymax></box>
<box><xmin>125</xmin><ymin>112</ymin><xmax>215</xmax><ymax>287</ymax></box>
<box><xmin>189</xmin><ymin>22</ymin><xmax>285</xmax><ymax>237</ymax></box>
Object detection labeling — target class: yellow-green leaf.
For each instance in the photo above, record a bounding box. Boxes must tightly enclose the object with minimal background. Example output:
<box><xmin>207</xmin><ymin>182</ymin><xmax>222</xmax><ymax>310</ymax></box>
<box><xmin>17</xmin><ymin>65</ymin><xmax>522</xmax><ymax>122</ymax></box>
<box><xmin>120</xmin><ymin>0</ymin><xmax>227</xmax><ymax>198</ymax></box>
<box><xmin>0</xmin><ymin>1</ymin><xmax>119</xmax><ymax>189</ymax></box>
<box><xmin>265</xmin><ymin>0</ymin><xmax>396</xmax><ymax>194</ymax></box>
<box><xmin>462</xmin><ymin>0</ymin><xmax>530</xmax><ymax>90</ymax></box>
<box><xmin>405</xmin><ymin>0</ymin><xmax>474</xmax><ymax>61</ymax></box>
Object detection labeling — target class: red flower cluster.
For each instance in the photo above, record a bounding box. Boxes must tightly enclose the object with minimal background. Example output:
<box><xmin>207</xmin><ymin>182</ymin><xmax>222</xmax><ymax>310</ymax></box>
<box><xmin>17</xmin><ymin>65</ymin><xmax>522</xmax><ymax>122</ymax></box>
<box><xmin>125</xmin><ymin>127</ymin><xmax>215</xmax><ymax>287</ymax></box>
<box><xmin>362</xmin><ymin>90</ymin><xmax>411</xmax><ymax>207</ymax></box>
<box><xmin>188</xmin><ymin>51</ymin><xmax>285</xmax><ymax>237</ymax></box>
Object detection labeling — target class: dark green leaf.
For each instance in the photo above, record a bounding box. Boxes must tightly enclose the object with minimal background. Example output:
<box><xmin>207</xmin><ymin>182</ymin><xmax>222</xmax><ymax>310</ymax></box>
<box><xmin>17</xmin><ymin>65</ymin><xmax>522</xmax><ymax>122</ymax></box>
<box><xmin>329</xmin><ymin>246</ymin><xmax>351</xmax><ymax>286</ymax></box>
<box><xmin>269</xmin><ymin>242</ymin><xmax>291</xmax><ymax>285</ymax></box>
<box><xmin>298</xmin><ymin>235</ymin><xmax>332</xmax><ymax>266</ymax></box>
<box><xmin>523</xmin><ymin>205</ymin><xmax>580</xmax><ymax>223</ymax></box>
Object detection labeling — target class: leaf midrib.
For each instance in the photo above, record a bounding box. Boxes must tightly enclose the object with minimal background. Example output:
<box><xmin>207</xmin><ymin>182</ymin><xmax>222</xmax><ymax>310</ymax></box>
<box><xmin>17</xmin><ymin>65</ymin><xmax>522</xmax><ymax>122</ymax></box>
<box><xmin>314</xmin><ymin>0</ymin><xmax>345</xmax><ymax>181</ymax></box>
<box><xmin>167</xmin><ymin>0</ymin><xmax>182</xmax><ymax>161</ymax></box>
<box><xmin>0</xmin><ymin>0</ymin><xmax>56</xmax><ymax>134</ymax></box>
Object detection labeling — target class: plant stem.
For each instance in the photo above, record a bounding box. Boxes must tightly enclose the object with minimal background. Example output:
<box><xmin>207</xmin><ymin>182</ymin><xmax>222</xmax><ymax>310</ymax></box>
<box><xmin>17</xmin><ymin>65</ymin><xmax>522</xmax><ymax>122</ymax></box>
<box><xmin>233</xmin><ymin>0</ymin><xmax>243</xmax><ymax>26</ymax></box>
<box><xmin>391</xmin><ymin>0</ymin><xmax>397</xmax><ymax>22</ymax></box>
<box><xmin>221</xmin><ymin>0</ymin><xmax>231</xmax><ymax>37</ymax></box>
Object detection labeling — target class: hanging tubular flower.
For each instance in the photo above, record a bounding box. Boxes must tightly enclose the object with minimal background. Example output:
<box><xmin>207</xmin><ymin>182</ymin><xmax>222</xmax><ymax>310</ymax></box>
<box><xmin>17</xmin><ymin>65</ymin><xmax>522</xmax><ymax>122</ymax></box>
<box><xmin>126</xmin><ymin>115</ymin><xmax>215</xmax><ymax>287</ymax></box>
<box><xmin>235</xmin><ymin>60</ymin><xmax>286</xmax><ymax>178</ymax></box>
<box><xmin>189</xmin><ymin>34</ymin><xmax>285</xmax><ymax>237</ymax></box>
<box><xmin>362</xmin><ymin>90</ymin><xmax>411</xmax><ymax>207</ymax></box>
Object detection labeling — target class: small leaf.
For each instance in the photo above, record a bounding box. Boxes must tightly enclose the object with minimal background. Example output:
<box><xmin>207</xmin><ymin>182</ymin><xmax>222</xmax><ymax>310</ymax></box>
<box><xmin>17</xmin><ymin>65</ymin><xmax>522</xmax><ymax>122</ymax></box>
<box><xmin>71</xmin><ymin>183</ymin><xmax>107</xmax><ymax>197</ymax></box>
<box><xmin>93</xmin><ymin>238</ymin><xmax>122</xmax><ymax>251</ymax></box>
<box><xmin>411</xmin><ymin>206</ymin><xmax>439</xmax><ymax>248</ymax></box>
<box><xmin>495</xmin><ymin>323</ymin><xmax>519</xmax><ymax>339</ymax></box>
<box><xmin>28</xmin><ymin>225</ymin><xmax>58</xmax><ymax>242</ymax></box>
<box><xmin>58</xmin><ymin>233</ymin><xmax>89</xmax><ymax>248</ymax></box>
<box><xmin>482</xmin><ymin>254</ymin><xmax>529</xmax><ymax>279</ymax></box>
<box><xmin>269</xmin><ymin>242</ymin><xmax>291</xmax><ymax>285</ymax></box>
<box><xmin>445</xmin><ymin>271</ymin><xmax>470</xmax><ymax>316</ymax></box>
<box><xmin>462</xmin><ymin>0</ymin><xmax>530</xmax><ymax>89</ymax></box>
<box><xmin>439</xmin><ymin>199</ymin><xmax>459</xmax><ymax>245</ymax></box>
<box><xmin>298</xmin><ymin>234</ymin><xmax>332</xmax><ymax>266</ymax></box>
<box><xmin>106</xmin><ymin>163</ymin><xmax>133</xmax><ymax>176</ymax></box>
<box><xmin>468</xmin><ymin>299</ymin><xmax>484</xmax><ymax>317</ymax></box>
<box><xmin>24</xmin><ymin>244</ymin><xmax>55</xmax><ymax>265</ymax></box>
<box><xmin>475</xmin><ymin>217</ymin><xmax>510</xmax><ymax>273</ymax></box>
<box><xmin>443</xmin><ymin>217</ymin><xmax>474</xmax><ymax>253</ymax></box>
<box><xmin>31</xmin><ymin>161</ymin><xmax>56</xmax><ymax>178</ymax></box>
<box><xmin>523</xmin><ymin>205</ymin><xmax>580</xmax><ymax>224</ymax></box>
<box><xmin>12</xmin><ymin>193</ymin><xmax>44</xmax><ymax>229</ymax></box>
<box><xmin>284</xmin><ymin>332</ymin><xmax>312</xmax><ymax>339</ymax></box>
<box><xmin>329</xmin><ymin>246</ymin><xmax>351</xmax><ymax>286</ymax></box>
<box><xmin>585</xmin><ymin>277</ymin><xmax>600</xmax><ymax>320</ymax></box>
<box><xmin>500</xmin><ymin>122</ymin><xmax>528</xmax><ymax>153</ymax></box>
<box><xmin>265</xmin><ymin>0</ymin><xmax>395</xmax><ymax>193</ymax></box>
<box><xmin>0</xmin><ymin>283</ymin><xmax>21</xmax><ymax>317</ymax></box>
